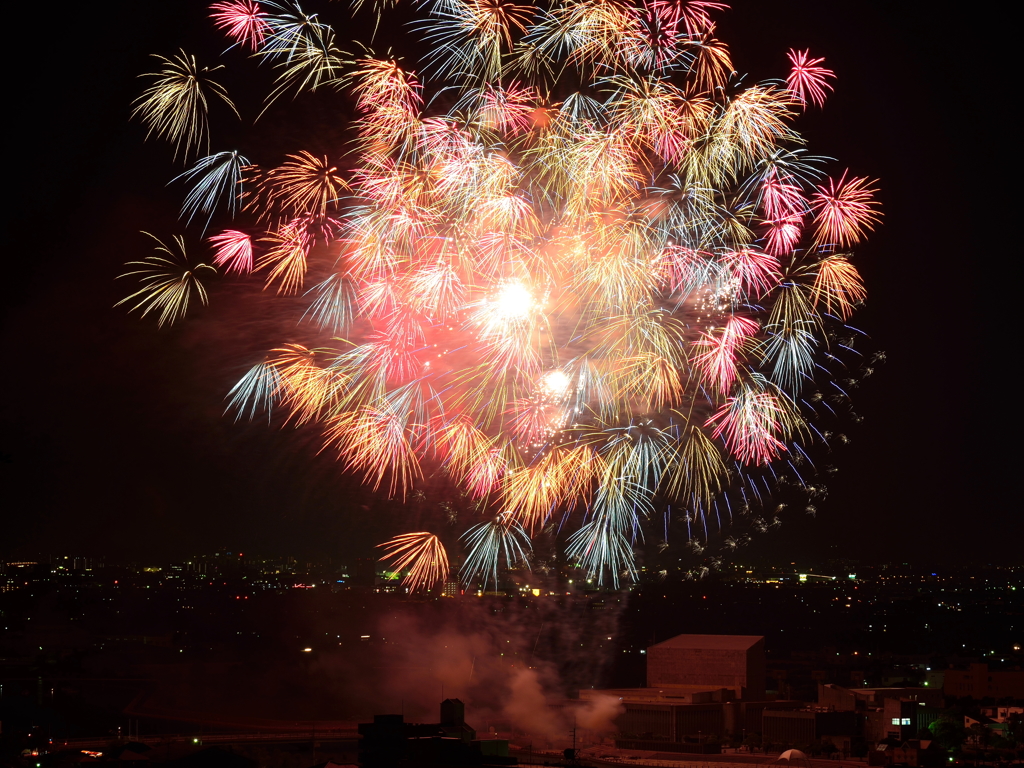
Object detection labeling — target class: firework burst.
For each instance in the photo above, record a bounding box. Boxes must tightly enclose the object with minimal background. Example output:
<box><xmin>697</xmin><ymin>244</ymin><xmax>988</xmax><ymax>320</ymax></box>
<box><xmin>132</xmin><ymin>50</ymin><xmax>238</xmax><ymax>159</ymax></box>
<box><xmin>378</xmin><ymin>532</ymin><xmax>451</xmax><ymax>591</ymax></box>
<box><xmin>124</xmin><ymin>0</ymin><xmax>879</xmax><ymax>590</ymax></box>
<box><xmin>117</xmin><ymin>233</ymin><xmax>216</xmax><ymax>328</ymax></box>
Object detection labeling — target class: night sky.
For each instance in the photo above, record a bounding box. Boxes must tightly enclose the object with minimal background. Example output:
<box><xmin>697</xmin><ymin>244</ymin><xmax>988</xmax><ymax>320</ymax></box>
<box><xmin>2</xmin><ymin>1</ymin><xmax>1012</xmax><ymax>564</ymax></box>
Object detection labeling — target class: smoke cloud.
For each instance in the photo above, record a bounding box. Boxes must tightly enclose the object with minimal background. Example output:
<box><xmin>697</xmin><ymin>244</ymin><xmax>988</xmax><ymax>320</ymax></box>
<box><xmin>312</xmin><ymin>595</ymin><xmax>626</xmax><ymax>744</ymax></box>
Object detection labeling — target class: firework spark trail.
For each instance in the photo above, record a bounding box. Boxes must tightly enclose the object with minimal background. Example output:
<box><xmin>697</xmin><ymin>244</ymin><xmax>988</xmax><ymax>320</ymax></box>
<box><xmin>461</xmin><ymin>515</ymin><xmax>533</xmax><ymax>590</ymax></box>
<box><xmin>175</xmin><ymin>151</ymin><xmax>250</xmax><ymax>229</ymax></box>
<box><xmin>378</xmin><ymin>532</ymin><xmax>451</xmax><ymax>591</ymax></box>
<box><xmin>117</xmin><ymin>233</ymin><xmax>216</xmax><ymax>328</ymax></box>
<box><xmin>124</xmin><ymin>0</ymin><xmax>880</xmax><ymax>589</ymax></box>
<box><xmin>132</xmin><ymin>50</ymin><xmax>238</xmax><ymax>160</ymax></box>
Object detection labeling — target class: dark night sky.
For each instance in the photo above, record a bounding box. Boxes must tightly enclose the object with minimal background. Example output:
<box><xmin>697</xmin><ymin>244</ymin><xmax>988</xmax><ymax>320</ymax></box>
<box><xmin>1</xmin><ymin>1</ymin><xmax>1013</xmax><ymax>564</ymax></box>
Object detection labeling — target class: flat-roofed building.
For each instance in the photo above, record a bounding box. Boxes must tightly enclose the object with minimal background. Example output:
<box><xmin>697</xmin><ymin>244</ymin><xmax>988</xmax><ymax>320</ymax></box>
<box><xmin>944</xmin><ymin>664</ymin><xmax>1024</xmax><ymax>700</ymax></box>
<box><xmin>762</xmin><ymin>709</ymin><xmax>860</xmax><ymax>752</ymax></box>
<box><xmin>647</xmin><ymin>634</ymin><xmax>765</xmax><ymax>701</ymax></box>
<box><xmin>581</xmin><ymin>686</ymin><xmax>732</xmax><ymax>749</ymax></box>
<box><xmin>818</xmin><ymin>684</ymin><xmax>944</xmax><ymax>712</ymax></box>
<box><xmin>581</xmin><ymin>634</ymin><xmax>774</xmax><ymax>751</ymax></box>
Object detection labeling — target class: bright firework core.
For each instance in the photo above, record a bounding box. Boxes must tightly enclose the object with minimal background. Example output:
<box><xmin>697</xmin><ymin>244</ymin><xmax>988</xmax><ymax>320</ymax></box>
<box><xmin>541</xmin><ymin>370</ymin><xmax>571</xmax><ymax>398</ymax></box>
<box><xmin>493</xmin><ymin>282</ymin><xmax>536</xmax><ymax>319</ymax></box>
<box><xmin>128</xmin><ymin>0</ymin><xmax>881</xmax><ymax>591</ymax></box>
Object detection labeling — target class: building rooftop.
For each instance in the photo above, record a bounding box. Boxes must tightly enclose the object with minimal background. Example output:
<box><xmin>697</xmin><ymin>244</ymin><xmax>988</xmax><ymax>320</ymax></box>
<box><xmin>649</xmin><ymin>634</ymin><xmax>764</xmax><ymax>651</ymax></box>
<box><xmin>580</xmin><ymin>686</ymin><xmax>734</xmax><ymax>704</ymax></box>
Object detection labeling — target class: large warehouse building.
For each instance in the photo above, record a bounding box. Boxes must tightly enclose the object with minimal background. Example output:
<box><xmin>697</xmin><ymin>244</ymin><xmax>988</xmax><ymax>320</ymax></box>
<box><xmin>581</xmin><ymin>634</ymin><xmax>776</xmax><ymax>751</ymax></box>
<box><xmin>647</xmin><ymin>634</ymin><xmax>766</xmax><ymax>701</ymax></box>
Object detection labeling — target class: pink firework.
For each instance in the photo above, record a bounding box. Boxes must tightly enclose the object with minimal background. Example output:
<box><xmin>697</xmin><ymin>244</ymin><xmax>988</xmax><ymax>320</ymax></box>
<box><xmin>210</xmin><ymin>0</ymin><xmax>270</xmax><ymax>51</ymax></box>
<box><xmin>208</xmin><ymin>229</ymin><xmax>254</xmax><ymax>274</ymax></box>
<box><xmin>810</xmin><ymin>171</ymin><xmax>882</xmax><ymax>248</ymax></box>
<box><xmin>760</xmin><ymin>171</ymin><xmax>806</xmax><ymax>255</ymax></box>
<box><xmin>765</xmin><ymin>216</ymin><xmax>802</xmax><ymax>256</ymax></box>
<box><xmin>480</xmin><ymin>84</ymin><xmax>539</xmax><ymax>135</ymax></box>
<box><xmin>786</xmin><ymin>49</ymin><xmax>835</xmax><ymax>109</ymax></box>
<box><xmin>761</xmin><ymin>171</ymin><xmax>806</xmax><ymax>222</ymax></box>
<box><xmin>651</xmin><ymin>0</ymin><xmax>728</xmax><ymax>36</ymax></box>
<box><xmin>723</xmin><ymin>248</ymin><xmax>781</xmax><ymax>297</ymax></box>
<box><xmin>692</xmin><ymin>315</ymin><xmax>760</xmax><ymax>395</ymax></box>
<box><xmin>706</xmin><ymin>387</ymin><xmax>788</xmax><ymax>466</ymax></box>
